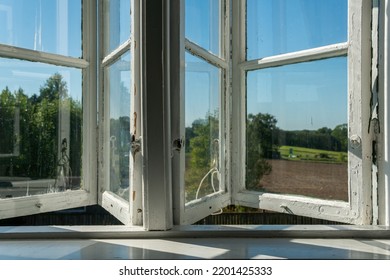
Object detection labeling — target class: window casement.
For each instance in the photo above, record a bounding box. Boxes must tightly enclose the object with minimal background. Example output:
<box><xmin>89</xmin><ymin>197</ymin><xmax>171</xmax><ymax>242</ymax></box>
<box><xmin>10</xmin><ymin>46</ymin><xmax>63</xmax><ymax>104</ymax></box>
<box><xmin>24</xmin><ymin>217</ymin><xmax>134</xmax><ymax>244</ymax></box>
<box><xmin>176</xmin><ymin>0</ymin><xmax>379</xmax><ymax>226</ymax></box>
<box><xmin>0</xmin><ymin>0</ymin><xmax>97</xmax><ymax>219</ymax></box>
<box><xmin>0</xmin><ymin>0</ymin><xmax>167</xmax><ymax>229</ymax></box>
<box><xmin>172</xmin><ymin>0</ymin><xmax>231</xmax><ymax>225</ymax></box>
<box><xmin>229</xmin><ymin>0</ymin><xmax>373</xmax><ymax>225</ymax></box>
<box><xmin>98</xmin><ymin>0</ymin><xmax>142</xmax><ymax>226</ymax></box>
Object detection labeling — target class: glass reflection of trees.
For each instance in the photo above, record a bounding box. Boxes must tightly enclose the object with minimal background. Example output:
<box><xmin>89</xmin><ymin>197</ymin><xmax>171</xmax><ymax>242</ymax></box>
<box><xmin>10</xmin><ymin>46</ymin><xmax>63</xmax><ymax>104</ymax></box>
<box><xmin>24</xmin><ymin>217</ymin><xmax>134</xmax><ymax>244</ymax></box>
<box><xmin>0</xmin><ymin>73</ymin><xmax>82</xmax><ymax>197</ymax></box>
<box><xmin>185</xmin><ymin>112</ymin><xmax>348</xmax><ymax>199</ymax></box>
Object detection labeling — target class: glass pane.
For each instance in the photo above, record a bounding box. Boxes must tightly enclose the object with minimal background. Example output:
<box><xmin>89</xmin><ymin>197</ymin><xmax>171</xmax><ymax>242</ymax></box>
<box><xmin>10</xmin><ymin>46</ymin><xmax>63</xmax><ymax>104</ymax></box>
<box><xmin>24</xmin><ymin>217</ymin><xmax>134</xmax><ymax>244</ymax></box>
<box><xmin>246</xmin><ymin>0</ymin><xmax>348</xmax><ymax>60</ymax></box>
<box><xmin>246</xmin><ymin>57</ymin><xmax>348</xmax><ymax>201</ymax></box>
<box><xmin>106</xmin><ymin>52</ymin><xmax>131</xmax><ymax>201</ymax></box>
<box><xmin>0</xmin><ymin>0</ymin><xmax>82</xmax><ymax>58</ymax></box>
<box><xmin>185</xmin><ymin>52</ymin><xmax>221</xmax><ymax>203</ymax></box>
<box><xmin>103</xmin><ymin>0</ymin><xmax>131</xmax><ymax>55</ymax></box>
<box><xmin>185</xmin><ymin>0</ymin><xmax>221</xmax><ymax>57</ymax></box>
<box><xmin>0</xmin><ymin>58</ymin><xmax>82</xmax><ymax>199</ymax></box>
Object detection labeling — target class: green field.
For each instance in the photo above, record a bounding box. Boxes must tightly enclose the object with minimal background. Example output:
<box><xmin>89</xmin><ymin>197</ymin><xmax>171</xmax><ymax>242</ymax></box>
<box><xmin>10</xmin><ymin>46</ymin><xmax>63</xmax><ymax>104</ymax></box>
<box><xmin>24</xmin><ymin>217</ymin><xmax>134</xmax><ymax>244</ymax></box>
<box><xmin>279</xmin><ymin>146</ymin><xmax>348</xmax><ymax>163</ymax></box>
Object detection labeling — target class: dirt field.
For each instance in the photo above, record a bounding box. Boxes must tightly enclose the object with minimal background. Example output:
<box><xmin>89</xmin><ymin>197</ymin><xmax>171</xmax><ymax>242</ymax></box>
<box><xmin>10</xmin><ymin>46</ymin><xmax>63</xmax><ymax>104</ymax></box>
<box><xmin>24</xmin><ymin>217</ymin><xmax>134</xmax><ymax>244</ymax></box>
<box><xmin>256</xmin><ymin>159</ymin><xmax>348</xmax><ymax>201</ymax></box>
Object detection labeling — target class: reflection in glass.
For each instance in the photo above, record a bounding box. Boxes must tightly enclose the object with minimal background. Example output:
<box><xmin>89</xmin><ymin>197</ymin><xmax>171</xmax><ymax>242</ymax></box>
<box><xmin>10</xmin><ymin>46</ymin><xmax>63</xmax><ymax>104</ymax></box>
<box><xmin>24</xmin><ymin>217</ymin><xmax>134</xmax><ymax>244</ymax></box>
<box><xmin>0</xmin><ymin>58</ymin><xmax>82</xmax><ymax>199</ymax></box>
<box><xmin>246</xmin><ymin>0</ymin><xmax>347</xmax><ymax>60</ymax></box>
<box><xmin>185</xmin><ymin>52</ymin><xmax>221</xmax><ymax>203</ymax></box>
<box><xmin>246</xmin><ymin>57</ymin><xmax>348</xmax><ymax>201</ymax></box>
<box><xmin>0</xmin><ymin>0</ymin><xmax>82</xmax><ymax>57</ymax></box>
<box><xmin>185</xmin><ymin>0</ymin><xmax>221</xmax><ymax>56</ymax></box>
<box><xmin>103</xmin><ymin>0</ymin><xmax>131</xmax><ymax>55</ymax></box>
<box><xmin>106</xmin><ymin>52</ymin><xmax>131</xmax><ymax>201</ymax></box>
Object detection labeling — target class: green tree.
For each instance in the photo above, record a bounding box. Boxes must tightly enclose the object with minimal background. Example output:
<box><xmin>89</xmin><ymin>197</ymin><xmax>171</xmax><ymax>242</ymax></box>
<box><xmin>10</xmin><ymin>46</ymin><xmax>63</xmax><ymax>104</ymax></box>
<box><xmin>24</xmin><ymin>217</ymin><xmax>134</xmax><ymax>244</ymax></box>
<box><xmin>0</xmin><ymin>87</ymin><xmax>16</xmax><ymax>155</ymax></box>
<box><xmin>331</xmin><ymin>123</ymin><xmax>348</xmax><ymax>152</ymax></box>
<box><xmin>39</xmin><ymin>73</ymin><xmax>69</xmax><ymax>101</ymax></box>
<box><xmin>246</xmin><ymin>113</ymin><xmax>279</xmax><ymax>189</ymax></box>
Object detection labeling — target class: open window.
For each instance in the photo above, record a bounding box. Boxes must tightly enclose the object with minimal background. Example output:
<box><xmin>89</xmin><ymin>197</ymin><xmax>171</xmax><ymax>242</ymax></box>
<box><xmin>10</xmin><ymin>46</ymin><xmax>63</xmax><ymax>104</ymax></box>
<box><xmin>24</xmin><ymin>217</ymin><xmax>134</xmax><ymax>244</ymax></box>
<box><xmin>173</xmin><ymin>0</ymin><xmax>231</xmax><ymax>225</ymax></box>
<box><xmin>0</xmin><ymin>0</ymin><xmax>385</xmax><ymax>229</ymax></box>
<box><xmin>98</xmin><ymin>0</ymin><xmax>142</xmax><ymax>225</ymax></box>
<box><xmin>0</xmin><ymin>0</ymin><xmax>97</xmax><ymax>219</ymax></box>
<box><xmin>176</xmin><ymin>0</ymin><xmax>375</xmax><ymax>225</ymax></box>
<box><xmin>0</xmin><ymin>0</ymin><xmax>144</xmax><ymax>226</ymax></box>
<box><xmin>232</xmin><ymin>0</ymin><xmax>373</xmax><ymax>225</ymax></box>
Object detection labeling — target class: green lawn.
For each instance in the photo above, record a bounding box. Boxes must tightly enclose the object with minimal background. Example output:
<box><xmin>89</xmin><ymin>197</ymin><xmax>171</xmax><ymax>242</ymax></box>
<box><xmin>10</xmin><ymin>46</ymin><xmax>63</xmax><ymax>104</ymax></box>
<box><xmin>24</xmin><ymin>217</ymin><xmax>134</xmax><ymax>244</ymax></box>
<box><xmin>279</xmin><ymin>145</ymin><xmax>348</xmax><ymax>163</ymax></box>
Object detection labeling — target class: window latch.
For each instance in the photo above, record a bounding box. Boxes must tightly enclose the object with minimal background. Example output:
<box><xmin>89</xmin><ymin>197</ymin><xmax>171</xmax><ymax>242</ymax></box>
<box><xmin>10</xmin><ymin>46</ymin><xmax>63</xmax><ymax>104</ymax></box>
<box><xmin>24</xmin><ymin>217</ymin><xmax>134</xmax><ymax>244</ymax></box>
<box><xmin>173</xmin><ymin>138</ymin><xmax>184</xmax><ymax>152</ymax></box>
<box><xmin>131</xmin><ymin>135</ymin><xmax>142</xmax><ymax>156</ymax></box>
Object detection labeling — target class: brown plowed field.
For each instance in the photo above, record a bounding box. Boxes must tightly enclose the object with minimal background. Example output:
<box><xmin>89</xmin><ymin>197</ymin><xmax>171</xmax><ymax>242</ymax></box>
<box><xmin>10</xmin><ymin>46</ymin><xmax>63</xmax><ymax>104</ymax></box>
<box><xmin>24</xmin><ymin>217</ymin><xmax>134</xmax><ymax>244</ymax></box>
<box><xmin>257</xmin><ymin>159</ymin><xmax>348</xmax><ymax>201</ymax></box>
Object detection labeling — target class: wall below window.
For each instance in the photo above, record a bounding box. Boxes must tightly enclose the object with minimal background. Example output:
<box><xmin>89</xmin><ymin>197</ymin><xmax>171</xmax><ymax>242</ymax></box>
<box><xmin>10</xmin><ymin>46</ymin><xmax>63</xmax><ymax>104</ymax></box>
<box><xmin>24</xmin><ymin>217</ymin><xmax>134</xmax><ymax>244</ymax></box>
<box><xmin>0</xmin><ymin>206</ymin><xmax>122</xmax><ymax>226</ymax></box>
<box><xmin>195</xmin><ymin>212</ymin><xmax>346</xmax><ymax>225</ymax></box>
<box><xmin>0</xmin><ymin>205</ymin><xmax>345</xmax><ymax>226</ymax></box>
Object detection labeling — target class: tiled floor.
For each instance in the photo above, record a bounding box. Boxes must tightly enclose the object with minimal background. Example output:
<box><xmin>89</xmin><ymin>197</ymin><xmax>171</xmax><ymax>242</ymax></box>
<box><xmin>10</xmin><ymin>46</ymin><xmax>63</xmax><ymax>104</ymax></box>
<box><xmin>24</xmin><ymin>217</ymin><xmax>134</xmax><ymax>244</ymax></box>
<box><xmin>1</xmin><ymin>238</ymin><xmax>390</xmax><ymax>259</ymax></box>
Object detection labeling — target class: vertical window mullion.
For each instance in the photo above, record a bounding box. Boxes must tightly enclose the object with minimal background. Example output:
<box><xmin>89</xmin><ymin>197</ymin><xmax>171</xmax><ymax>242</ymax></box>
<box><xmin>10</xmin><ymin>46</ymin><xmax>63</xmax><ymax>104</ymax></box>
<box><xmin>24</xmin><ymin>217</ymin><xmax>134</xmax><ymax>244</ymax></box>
<box><xmin>231</xmin><ymin>0</ymin><xmax>248</xmax><ymax>204</ymax></box>
<box><xmin>82</xmin><ymin>0</ymin><xmax>98</xmax><ymax>204</ymax></box>
<box><xmin>130</xmin><ymin>0</ymin><xmax>143</xmax><ymax>226</ymax></box>
<box><xmin>141</xmin><ymin>0</ymin><xmax>173</xmax><ymax>230</ymax></box>
<box><xmin>348</xmin><ymin>0</ymin><xmax>374</xmax><ymax>224</ymax></box>
<box><xmin>379</xmin><ymin>0</ymin><xmax>390</xmax><ymax>226</ymax></box>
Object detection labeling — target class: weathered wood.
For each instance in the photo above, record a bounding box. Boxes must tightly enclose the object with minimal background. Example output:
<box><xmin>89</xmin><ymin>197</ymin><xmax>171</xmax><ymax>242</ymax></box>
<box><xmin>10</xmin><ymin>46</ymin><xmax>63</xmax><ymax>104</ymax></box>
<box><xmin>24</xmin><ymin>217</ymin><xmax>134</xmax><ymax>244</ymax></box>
<box><xmin>0</xmin><ymin>44</ymin><xmax>89</xmax><ymax>69</ymax></box>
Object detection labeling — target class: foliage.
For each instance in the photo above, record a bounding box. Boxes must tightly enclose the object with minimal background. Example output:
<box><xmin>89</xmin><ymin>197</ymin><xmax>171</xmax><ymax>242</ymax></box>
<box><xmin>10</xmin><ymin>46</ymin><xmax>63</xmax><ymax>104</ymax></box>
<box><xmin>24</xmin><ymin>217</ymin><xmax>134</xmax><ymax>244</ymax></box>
<box><xmin>185</xmin><ymin>113</ymin><xmax>219</xmax><ymax>201</ymax></box>
<box><xmin>246</xmin><ymin>113</ymin><xmax>279</xmax><ymax>189</ymax></box>
<box><xmin>185</xmin><ymin>112</ymin><xmax>349</xmax><ymax>196</ymax></box>
<box><xmin>278</xmin><ymin>125</ymin><xmax>348</xmax><ymax>152</ymax></box>
<box><xmin>331</xmin><ymin>123</ymin><xmax>348</xmax><ymax>152</ymax></box>
<box><xmin>0</xmin><ymin>74</ymin><xmax>82</xmax><ymax>184</ymax></box>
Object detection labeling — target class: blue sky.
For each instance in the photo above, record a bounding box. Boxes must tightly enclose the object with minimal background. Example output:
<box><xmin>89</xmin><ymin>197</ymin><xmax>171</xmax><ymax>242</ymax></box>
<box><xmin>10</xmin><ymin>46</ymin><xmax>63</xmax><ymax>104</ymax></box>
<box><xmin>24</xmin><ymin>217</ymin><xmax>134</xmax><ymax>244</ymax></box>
<box><xmin>185</xmin><ymin>0</ymin><xmax>348</xmax><ymax>131</ymax></box>
<box><xmin>0</xmin><ymin>0</ymin><xmax>348</xmax><ymax>131</ymax></box>
<box><xmin>0</xmin><ymin>0</ymin><xmax>81</xmax><ymax>57</ymax></box>
<box><xmin>0</xmin><ymin>0</ymin><xmax>131</xmax><ymax>106</ymax></box>
<box><xmin>0</xmin><ymin>0</ymin><xmax>83</xmax><ymax>102</ymax></box>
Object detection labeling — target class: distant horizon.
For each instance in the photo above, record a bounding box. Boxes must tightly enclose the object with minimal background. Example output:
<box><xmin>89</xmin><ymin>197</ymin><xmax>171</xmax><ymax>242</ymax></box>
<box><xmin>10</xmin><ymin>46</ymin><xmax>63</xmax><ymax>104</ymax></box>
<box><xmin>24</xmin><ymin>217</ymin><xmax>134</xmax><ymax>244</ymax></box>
<box><xmin>185</xmin><ymin>113</ymin><xmax>347</xmax><ymax>133</ymax></box>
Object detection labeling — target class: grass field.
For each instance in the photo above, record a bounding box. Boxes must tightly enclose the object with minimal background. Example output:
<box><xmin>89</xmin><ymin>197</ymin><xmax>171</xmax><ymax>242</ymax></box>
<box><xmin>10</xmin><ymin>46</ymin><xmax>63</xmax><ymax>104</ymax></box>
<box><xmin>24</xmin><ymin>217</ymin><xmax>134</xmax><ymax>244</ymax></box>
<box><xmin>279</xmin><ymin>145</ymin><xmax>347</xmax><ymax>163</ymax></box>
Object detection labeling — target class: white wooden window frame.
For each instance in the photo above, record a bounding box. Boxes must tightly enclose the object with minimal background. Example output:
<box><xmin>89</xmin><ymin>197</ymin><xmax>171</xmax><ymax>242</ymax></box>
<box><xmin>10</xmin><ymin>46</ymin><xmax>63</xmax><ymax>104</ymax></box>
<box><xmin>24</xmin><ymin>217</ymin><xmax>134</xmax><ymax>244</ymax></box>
<box><xmin>379</xmin><ymin>0</ymin><xmax>390</xmax><ymax>226</ymax></box>
<box><xmin>171</xmin><ymin>0</ymin><xmax>232</xmax><ymax>225</ymax></box>
<box><xmin>231</xmin><ymin>0</ymin><xmax>373</xmax><ymax>225</ymax></box>
<box><xmin>0</xmin><ymin>0</ymin><xmax>98</xmax><ymax>220</ymax></box>
<box><xmin>98</xmin><ymin>0</ymin><xmax>143</xmax><ymax>226</ymax></box>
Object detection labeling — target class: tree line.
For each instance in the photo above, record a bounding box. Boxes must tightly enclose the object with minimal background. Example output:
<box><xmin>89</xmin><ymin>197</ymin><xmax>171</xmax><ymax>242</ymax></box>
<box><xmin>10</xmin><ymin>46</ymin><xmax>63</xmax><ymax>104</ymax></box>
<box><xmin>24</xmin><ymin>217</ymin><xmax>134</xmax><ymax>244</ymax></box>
<box><xmin>185</xmin><ymin>112</ymin><xmax>348</xmax><ymax>197</ymax></box>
